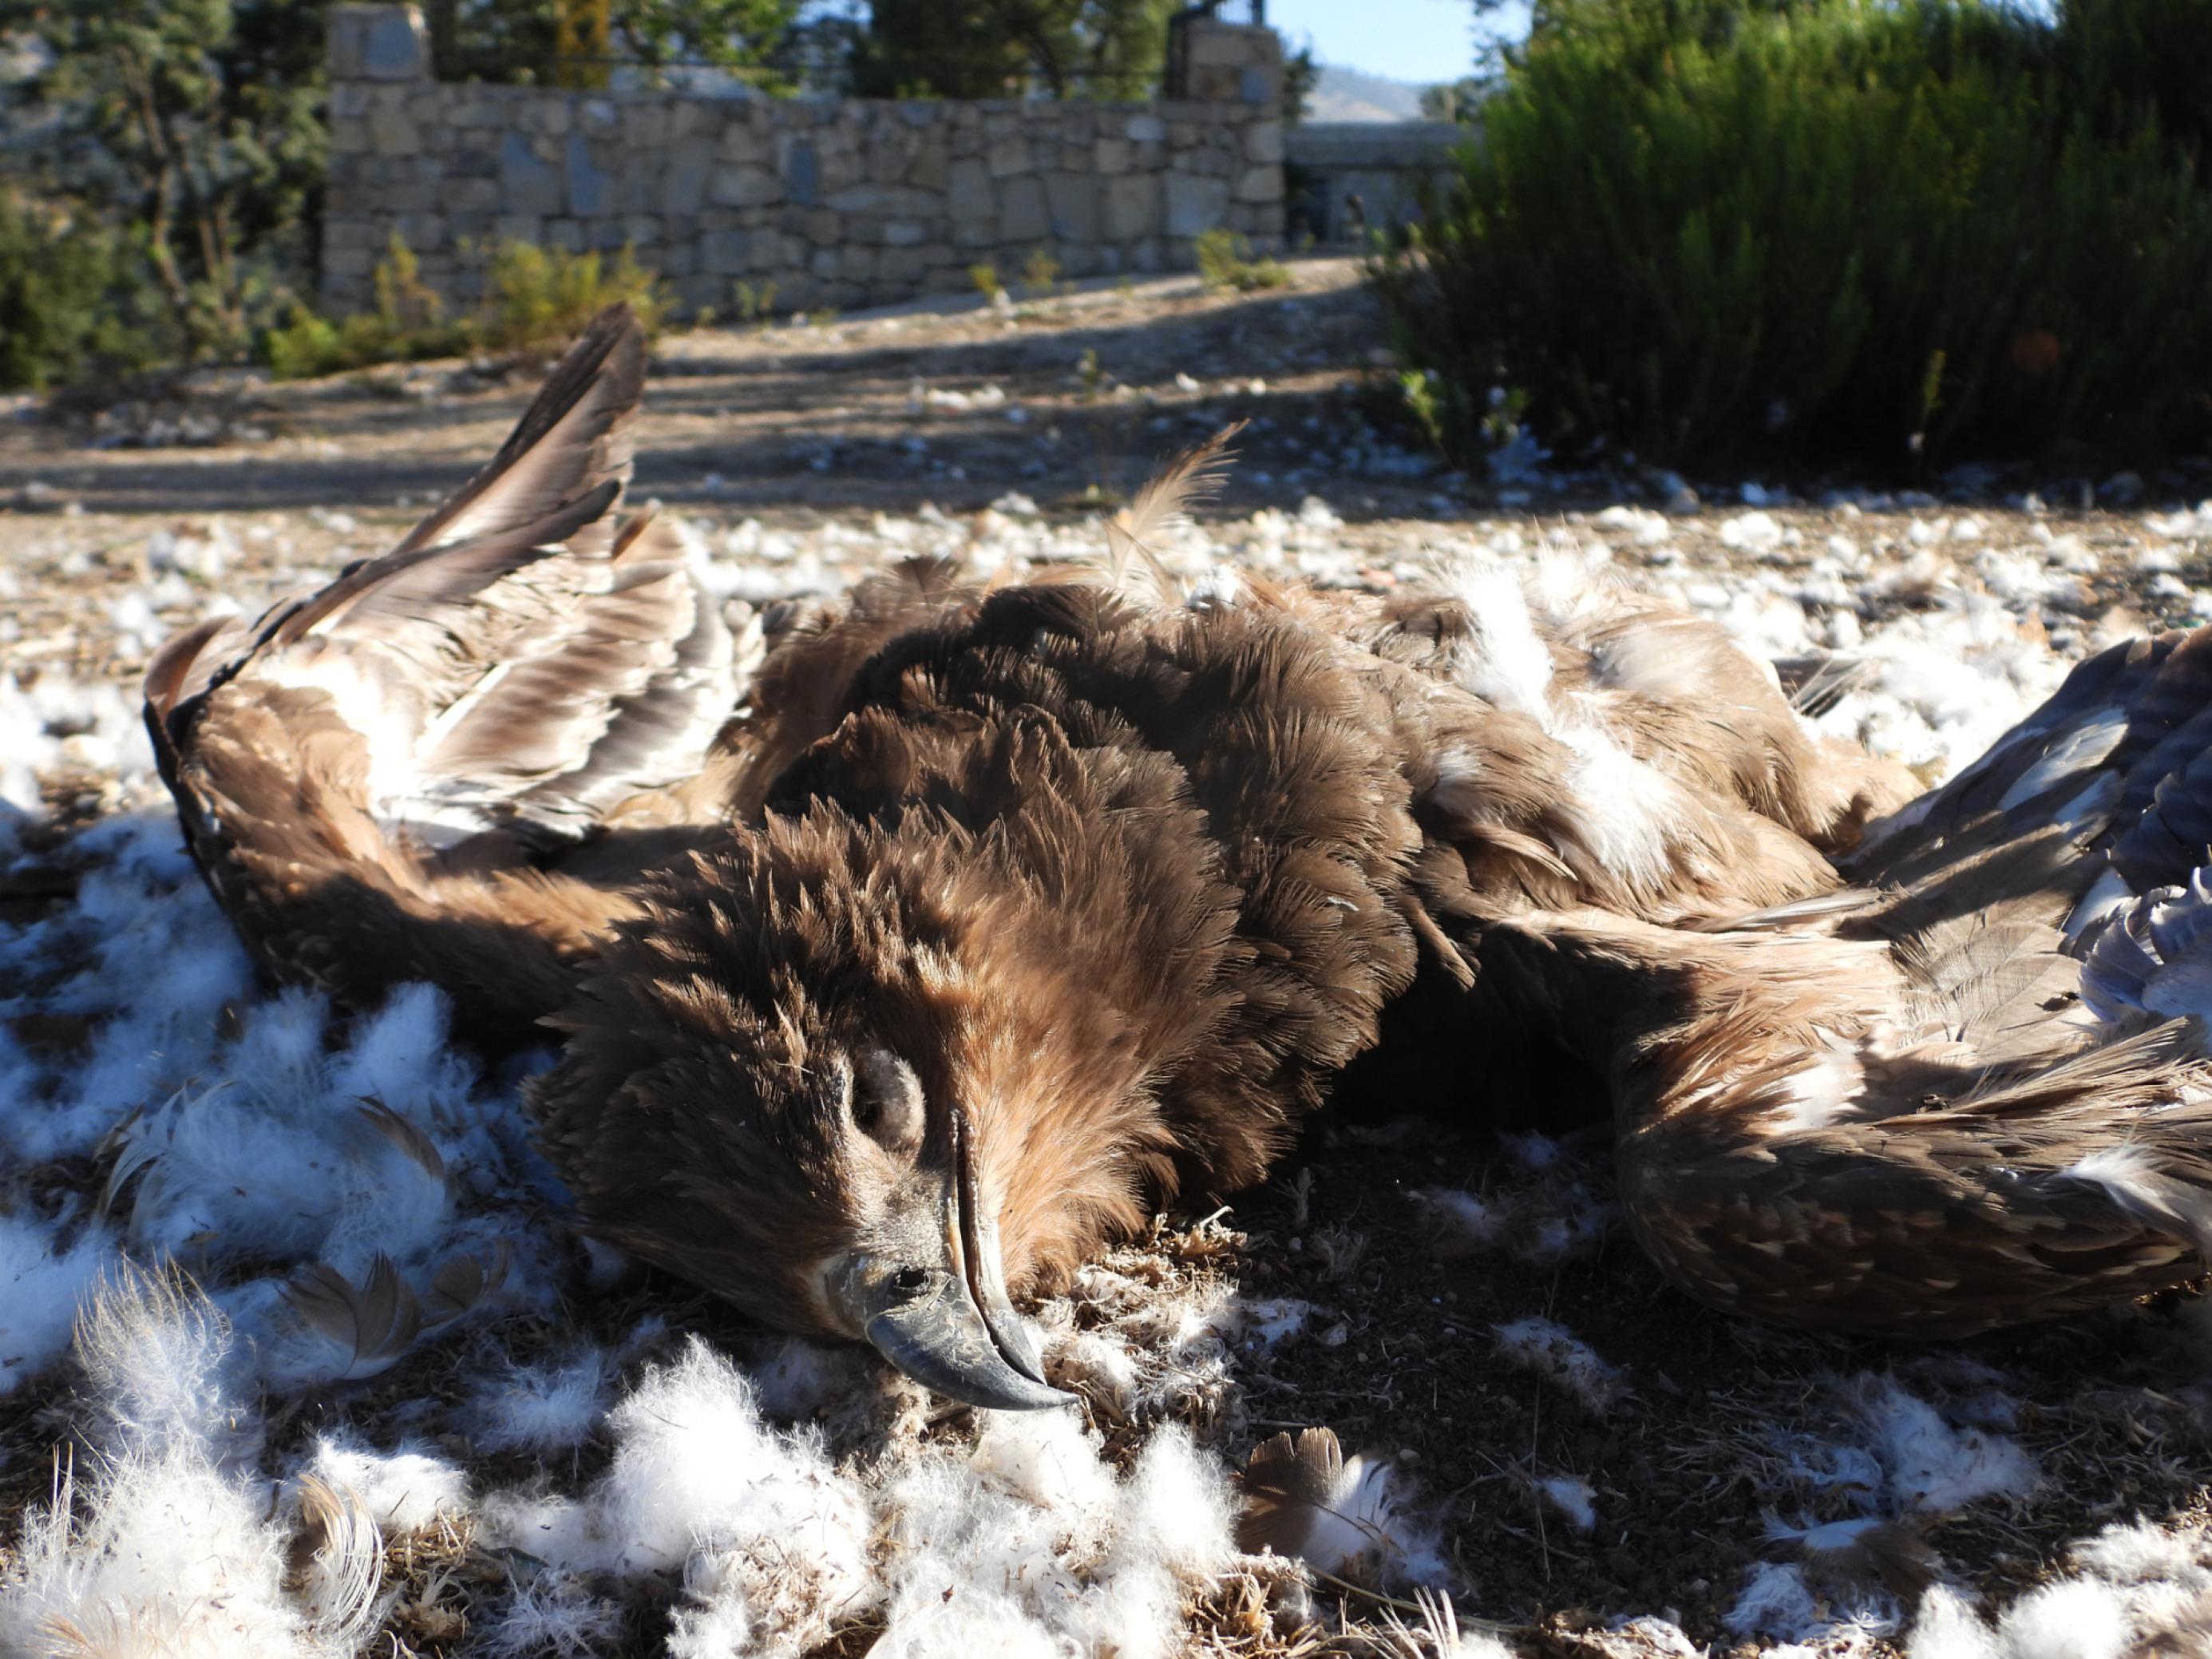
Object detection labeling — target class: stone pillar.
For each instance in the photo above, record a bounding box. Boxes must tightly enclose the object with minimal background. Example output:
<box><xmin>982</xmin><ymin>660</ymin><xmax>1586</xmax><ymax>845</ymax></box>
<box><xmin>324</xmin><ymin>7</ymin><xmax>433</xmax><ymax>313</ymax></box>
<box><xmin>1174</xmin><ymin>18</ymin><xmax>1284</xmax><ymax>109</ymax></box>
<box><xmin>329</xmin><ymin>4</ymin><xmax>430</xmax><ymax>84</ymax></box>
<box><xmin>1165</xmin><ymin>18</ymin><xmax>1285</xmax><ymax>251</ymax></box>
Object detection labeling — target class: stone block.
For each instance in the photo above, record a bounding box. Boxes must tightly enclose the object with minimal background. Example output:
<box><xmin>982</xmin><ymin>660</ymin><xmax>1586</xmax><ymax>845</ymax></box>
<box><xmin>330</xmin><ymin>5</ymin><xmax>428</xmax><ymax>83</ymax></box>
<box><xmin>867</xmin><ymin>134</ymin><xmax>912</xmax><ymax>186</ymax></box>
<box><xmin>501</xmin><ymin>131</ymin><xmax>564</xmax><ymax>216</ymax></box>
<box><xmin>624</xmin><ymin>103</ymin><xmax>670</xmax><ymax>149</ymax></box>
<box><xmin>986</xmin><ymin>136</ymin><xmax>1032</xmax><ymax>178</ymax></box>
<box><xmin>447</xmin><ymin>177</ymin><xmax>498</xmax><ymax>212</ymax></box>
<box><xmin>817</xmin><ymin>145</ymin><xmax>861</xmax><ymax>196</ymax></box>
<box><xmin>379</xmin><ymin>180</ymin><xmax>441</xmax><ymax>212</ymax></box>
<box><xmin>368</xmin><ymin>93</ymin><xmax>417</xmax><ymax>155</ymax></box>
<box><xmin>1094</xmin><ymin>138</ymin><xmax>1130</xmax><ymax>175</ymax></box>
<box><xmin>703</xmin><ymin>229</ymin><xmax>750</xmax><ymax>274</ymax></box>
<box><xmin>566</xmin><ymin>131</ymin><xmax>613</xmax><ymax>217</ymax></box>
<box><xmin>780</xmin><ymin>136</ymin><xmax>820</xmax><ymax>206</ymax></box>
<box><xmin>1165</xmin><ymin>172</ymin><xmax>1231</xmax><ymax>237</ymax></box>
<box><xmin>825</xmin><ymin>184</ymin><xmax>939</xmax><ymax>216</ymax></box>
<box><xmin>544</xmin><ymin>218</ymin><xmax>585</xmax><ymax>251</ymax></box>
<box><xmin>450</xmin><ymin>147</ymin><xmax>497</xmax><ymax>178</ymax></box>
<box><xmin>883</xmin><ymin>220</ymin><xmax>928</xmax><ymax>248</ymax></box>
<box><xmin>999</xmin><ymin>176</ymin><xmax>1048</xmax><ymax>243</ymax></box>
<box><xmin>840</xmin><ymin>245</ymin><xmax>875</xmax><ymax>281</ymax></box>
<box><xmin>909</xmin><ymin>137</ymin><xmax>949</xmax><ymax>192</ymax></box>
<box><xmin>1244</xmin><ymin>120</ymin><xmax>1284</xmax><ymax>164</ymax></box>
<box><xmin>1233</xmin><ymin>164</ymin><xmax>1282</xmax><ymax>204</ymax></box>
<box><xmin>948</xmin><ymin>158</ymin><xmax>994</xmax><ymax>221</ymax></box>
<box><xmin>624</xmin><ymin>214</ymin><xmax>663</xmax><ymax>245</ymax></box>
<box><xmin>1126</xmin><ymin>113</ymin><xmax>1167</xmax><ymax>144</ymax></box>
<box><xmin>495</xmin><ymin>214</ymin><xmax>542</xmax><ymax>244</ymax></box>
<box><xmin>1102</xmin><ymin>173</ymin><xmax>1160</xmax><ymax>241</ymax></box>
<box><xmin>877</xmin><ymin>246</ymin><xmax>924</xmax><ymax>285</ymax></box>
<box><xmin>710</xmin><ymin>166</ymin><xmax>782</xmax><ymax>208</ymax></box>
<box><xmin>323</xmin><ymin>216</ymin><xmax>385</xmax><ymax>253</ymax></box>
<box><xmin>662</xmin><ymin>137</ymin><xmax>715</xmax><ymax>215</ymax></box>
<box><xmin>805</xmin><ymin>209</ymin><xmax>841</xmax><ymax>247</ymax></box>
<box><xmin>1043</xmin><ymin>173</ymin><xmax>1098</xmax><ymax>241</ymax></box>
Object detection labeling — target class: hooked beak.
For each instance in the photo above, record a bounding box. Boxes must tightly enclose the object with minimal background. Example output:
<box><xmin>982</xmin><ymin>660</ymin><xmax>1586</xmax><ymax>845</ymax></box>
<box><xmin>829</xmin><ymin>1106</ymin><xmax>1071</xmax><ymax>1412</ymax></box>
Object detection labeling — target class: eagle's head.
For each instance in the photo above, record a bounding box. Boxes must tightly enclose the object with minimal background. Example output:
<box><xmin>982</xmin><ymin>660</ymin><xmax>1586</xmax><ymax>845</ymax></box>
<box><xmin>529</xmin><ymin>742</ymin><xmax>1241</xmax><ymax>1408</ymax></box>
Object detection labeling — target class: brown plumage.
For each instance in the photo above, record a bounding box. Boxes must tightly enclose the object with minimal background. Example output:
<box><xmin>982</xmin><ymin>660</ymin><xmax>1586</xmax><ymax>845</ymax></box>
<box><xmin>143</xmin><ymin>306</ymin><xmax>2212</xmax><ymax>1407</ymax></box>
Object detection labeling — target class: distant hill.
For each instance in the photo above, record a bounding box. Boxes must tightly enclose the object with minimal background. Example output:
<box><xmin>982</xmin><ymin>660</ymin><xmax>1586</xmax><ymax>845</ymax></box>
<box><xmin>1305</xmin><ymin>62</ymin><xmax>1434</xmax><ymax>123</ymax></box>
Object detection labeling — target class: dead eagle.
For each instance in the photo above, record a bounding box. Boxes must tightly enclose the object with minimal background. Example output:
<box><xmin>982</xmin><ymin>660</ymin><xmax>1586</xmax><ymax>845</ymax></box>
<box><xmin>144</xmin><ymin>307</ymin><xmax>2212</xmax><ymax>1409</ymax></box>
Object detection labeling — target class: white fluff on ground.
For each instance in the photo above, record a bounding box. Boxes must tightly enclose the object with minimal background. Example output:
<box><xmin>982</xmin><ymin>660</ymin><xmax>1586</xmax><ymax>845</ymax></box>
<box><xmin>6</xmin><ymin>497</ymin><xmax>2212</xmax><ymax>1658</ymax></box>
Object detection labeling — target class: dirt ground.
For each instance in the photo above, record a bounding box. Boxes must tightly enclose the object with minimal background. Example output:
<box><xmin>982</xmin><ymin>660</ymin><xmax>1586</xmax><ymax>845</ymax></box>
<box><xmin>8</xmin><ymin>257</ymin><xmax>2212</xmax><ymax>1657</ymax></box>
<box><xmin>3</xmin><ymin>255</ymin><xmax>2206</xmax><ymax>691</ymax></box>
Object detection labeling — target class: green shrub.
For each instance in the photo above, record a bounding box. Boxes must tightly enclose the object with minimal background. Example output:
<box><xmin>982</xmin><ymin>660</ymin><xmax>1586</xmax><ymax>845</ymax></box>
<box><xmin>0</xmin><ymin>194</ymin><xmax>169</xmax><ymax>391</ymax></box>
<box><xmin>476</xmin><ymin>240</ymin><xmax>669</xmax><ymax>358</ymax></box>
<box><xmin>263</xmin><ymin>235</ymin><xmax>467</xmax><ymax>378</ymax></box>
<box><xmin>1019</xmin><ymin>247</ymin><xmax>1063</xmax><ymax>295</ymax></box>
<box><xmin>1194</xmin><ymin>227</ymin><xmax>1291</xmax><ymax>293</ymax></box>
<box><xmin>1371</xmin><ymin>0</ymin><xmax>2212</xmax><ymax>473</ymax></box>
<box><xmin>264</xmin><ymin>236</ymin><xmax>671</xmax><ymax>379</ymax></box>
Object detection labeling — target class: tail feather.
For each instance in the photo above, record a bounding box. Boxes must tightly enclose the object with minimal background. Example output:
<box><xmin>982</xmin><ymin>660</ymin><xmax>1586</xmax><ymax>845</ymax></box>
<box><xmin>2080</xmin><ymin>866</ymin><xmax>2212</xmax><ymax>1027</ymax></box>
<box><xmin>1846</xmin><ymin>624</ymin><xmax>2212</xmax><ymax>972</ymax></box>
<box><xmin>2114</xmin><ymin>755</ymin><xmax>2212</xmax><ymax>893</ymax></box>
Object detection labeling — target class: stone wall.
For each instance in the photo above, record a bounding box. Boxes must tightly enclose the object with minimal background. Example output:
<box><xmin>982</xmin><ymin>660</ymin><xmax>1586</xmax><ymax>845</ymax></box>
<box><xmin>323</xmin><ymin>5</ymin><xmax>1286</xmax><ymax>318</ymax></box>
<box><xmin>1284</xmin><ymin>121</ymin><xmax>1465</xmax><ymax>245</ymax></box>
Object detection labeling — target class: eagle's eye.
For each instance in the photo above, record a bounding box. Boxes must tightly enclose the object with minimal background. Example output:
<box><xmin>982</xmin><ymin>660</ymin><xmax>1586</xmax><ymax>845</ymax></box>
<box><xmin>852</xmin><ymin>1047</ymin><xmax>925</xmax><ymax>1158</ymax></box>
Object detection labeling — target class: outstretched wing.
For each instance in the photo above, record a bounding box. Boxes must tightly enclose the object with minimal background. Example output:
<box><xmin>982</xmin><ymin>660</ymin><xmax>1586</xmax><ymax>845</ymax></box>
<box><xmin>142</xmin><ymin>306</ymin><xmax>744</xmax><ymax>1037</ymax></box>
<box><xmin>147</xmin><ymin>303</ymin><xmax>740</xmax><ymax>856</ymax></box>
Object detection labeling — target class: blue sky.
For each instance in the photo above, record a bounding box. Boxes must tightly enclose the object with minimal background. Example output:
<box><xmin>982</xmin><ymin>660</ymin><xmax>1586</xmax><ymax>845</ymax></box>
<box><xmin>1262</xmin><ymin>0</ymin><xmax>1526</xmax><ymax>83</ymax></box>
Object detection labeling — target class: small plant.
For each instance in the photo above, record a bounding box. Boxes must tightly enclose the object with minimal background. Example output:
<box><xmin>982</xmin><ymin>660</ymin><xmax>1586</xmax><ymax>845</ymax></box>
<box><xmin>730</xmin><ymin>279</ymin><xmax>778</xmax><ymax>328</ymax></box>
<box><xmin>1019</xmin><ymin>247</ymin><xmax>1062</xmax><ymax>295</ymax></box>
<box><xmin>263</xmin><ymin>234</ymin><xmax>467</xmax><ymax>380</ymax></box>
<box><xmin>1076</xmin><ymin>346</ymin><xmax>1106</xmax><ymax>401</ymax></box>
<box><xmin>968</xmin><ymin>262</ymin><xmax>1005</xmax><ymax>303</ymax></box>
<box><xmin>477</xmin><ymin>240</ymin><xmax>667</xmax><ymax>359</ymax></box>
<box><xmin>264</xmin><ymin>236</ymin><xmax>670</xmax><ymax>380</ymax></box>
<box><xmin>1393</xmin><ymin>367</ymin><xmax>1449</xmax><ymax>456</ymax></box>
<box><xmin>1194</xmin><ymin>228</ymin><xmax>1290</xmax><ymax>293</ymax></box>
